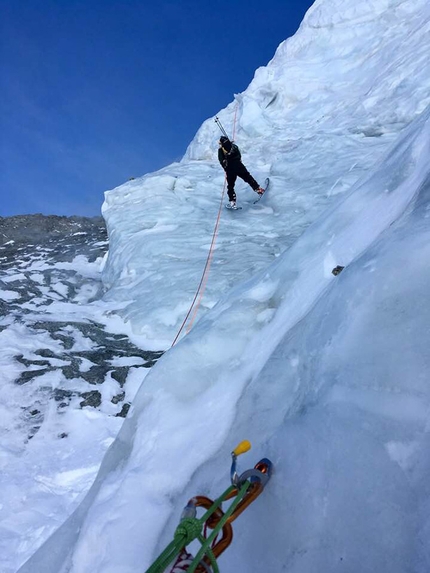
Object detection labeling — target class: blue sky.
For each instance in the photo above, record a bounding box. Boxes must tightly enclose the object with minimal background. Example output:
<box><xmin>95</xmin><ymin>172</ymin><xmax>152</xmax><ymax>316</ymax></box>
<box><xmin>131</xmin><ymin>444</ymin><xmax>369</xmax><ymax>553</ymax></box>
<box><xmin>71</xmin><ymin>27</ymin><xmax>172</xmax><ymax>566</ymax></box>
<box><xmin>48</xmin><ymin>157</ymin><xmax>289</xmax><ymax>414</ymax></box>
<box><xmin>1</xmin><ymin>0</ymin><xmax>315</xmax><ymax>217</ymax></box>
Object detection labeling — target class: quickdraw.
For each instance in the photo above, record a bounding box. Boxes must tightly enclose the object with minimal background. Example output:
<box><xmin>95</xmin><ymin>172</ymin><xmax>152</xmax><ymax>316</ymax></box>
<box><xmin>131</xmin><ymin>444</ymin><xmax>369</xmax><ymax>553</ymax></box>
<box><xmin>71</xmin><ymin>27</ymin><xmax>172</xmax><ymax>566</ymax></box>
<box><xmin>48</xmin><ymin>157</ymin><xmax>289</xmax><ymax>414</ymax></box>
<box><xmin>145</xmin><ymin>441</ymin><xmax>273</xmax><ymax>573</ymax></box>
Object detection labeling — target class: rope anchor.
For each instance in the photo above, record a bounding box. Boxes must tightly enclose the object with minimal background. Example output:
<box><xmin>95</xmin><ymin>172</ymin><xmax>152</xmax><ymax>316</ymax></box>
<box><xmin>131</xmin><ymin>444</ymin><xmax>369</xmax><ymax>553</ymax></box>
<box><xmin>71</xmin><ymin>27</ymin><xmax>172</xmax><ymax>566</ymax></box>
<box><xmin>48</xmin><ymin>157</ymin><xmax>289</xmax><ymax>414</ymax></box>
<box><xmin>145</xmin><ymin>441</ymin><xmax>273</xmax><ymax>573</ymax></box>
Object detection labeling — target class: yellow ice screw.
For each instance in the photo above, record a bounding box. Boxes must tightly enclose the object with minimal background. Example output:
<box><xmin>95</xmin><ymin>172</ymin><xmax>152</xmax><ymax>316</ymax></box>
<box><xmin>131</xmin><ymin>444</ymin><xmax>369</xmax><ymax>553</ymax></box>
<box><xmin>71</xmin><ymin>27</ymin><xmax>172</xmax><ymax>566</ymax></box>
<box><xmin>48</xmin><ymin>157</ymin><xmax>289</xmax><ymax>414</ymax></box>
<box><xmin>232</xmin><ymin>440</ymin><xmax>251</xmax><ymax>457</ymax></box>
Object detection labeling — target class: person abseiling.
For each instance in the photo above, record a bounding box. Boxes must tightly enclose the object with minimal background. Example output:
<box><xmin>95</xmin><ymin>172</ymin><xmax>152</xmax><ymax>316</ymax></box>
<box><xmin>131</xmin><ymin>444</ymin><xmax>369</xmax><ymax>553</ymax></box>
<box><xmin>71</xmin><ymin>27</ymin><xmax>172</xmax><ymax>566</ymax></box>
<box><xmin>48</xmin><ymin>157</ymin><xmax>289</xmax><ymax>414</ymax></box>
<box><xmin>218</xmin><ymin>136</ymin><xmax>265</xmax><ymax>208</ymax></box>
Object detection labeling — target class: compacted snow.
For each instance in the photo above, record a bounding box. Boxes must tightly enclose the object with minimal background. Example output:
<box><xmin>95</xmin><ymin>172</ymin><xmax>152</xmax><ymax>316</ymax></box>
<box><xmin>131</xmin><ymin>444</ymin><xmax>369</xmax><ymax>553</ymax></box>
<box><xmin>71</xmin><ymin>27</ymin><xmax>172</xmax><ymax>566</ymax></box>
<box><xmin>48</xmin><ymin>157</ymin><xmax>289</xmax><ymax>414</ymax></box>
<box><xmin>2</xmin><ymin>0</ymin><xmax>430</xmax><ymax>572</ymax></box>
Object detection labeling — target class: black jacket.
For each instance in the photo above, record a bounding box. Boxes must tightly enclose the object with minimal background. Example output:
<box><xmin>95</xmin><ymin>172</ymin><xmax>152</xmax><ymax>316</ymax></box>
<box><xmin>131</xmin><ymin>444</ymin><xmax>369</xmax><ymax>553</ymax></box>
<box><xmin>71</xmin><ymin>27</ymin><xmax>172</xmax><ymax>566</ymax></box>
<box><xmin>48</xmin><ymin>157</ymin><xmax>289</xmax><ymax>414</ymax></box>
<box><xmin>218</xmin><ymin>141</ymin><xmax>242</xmax><ymax>171</ymax></box>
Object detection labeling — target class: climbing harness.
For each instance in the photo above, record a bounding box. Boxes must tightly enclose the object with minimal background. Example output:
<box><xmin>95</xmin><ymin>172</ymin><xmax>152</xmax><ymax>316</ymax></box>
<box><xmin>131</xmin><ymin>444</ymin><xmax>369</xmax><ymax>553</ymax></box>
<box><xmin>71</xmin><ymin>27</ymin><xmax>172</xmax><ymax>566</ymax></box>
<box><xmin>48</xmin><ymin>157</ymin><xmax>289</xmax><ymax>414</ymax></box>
<box><xmin>145</xmin><ymin>440</ymin><xmax>273</xmax><ymax>573</ymax></box>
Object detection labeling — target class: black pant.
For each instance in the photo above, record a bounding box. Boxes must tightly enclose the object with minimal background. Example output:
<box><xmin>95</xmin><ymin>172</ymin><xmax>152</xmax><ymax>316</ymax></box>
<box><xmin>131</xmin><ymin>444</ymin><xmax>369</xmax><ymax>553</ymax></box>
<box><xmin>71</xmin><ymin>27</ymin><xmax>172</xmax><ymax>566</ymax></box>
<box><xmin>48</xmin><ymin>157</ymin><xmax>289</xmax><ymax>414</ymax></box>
<box><xmin>226</xmin><ymin>163</ymin><xmax>259</xmax><ymax>201</ymax></box>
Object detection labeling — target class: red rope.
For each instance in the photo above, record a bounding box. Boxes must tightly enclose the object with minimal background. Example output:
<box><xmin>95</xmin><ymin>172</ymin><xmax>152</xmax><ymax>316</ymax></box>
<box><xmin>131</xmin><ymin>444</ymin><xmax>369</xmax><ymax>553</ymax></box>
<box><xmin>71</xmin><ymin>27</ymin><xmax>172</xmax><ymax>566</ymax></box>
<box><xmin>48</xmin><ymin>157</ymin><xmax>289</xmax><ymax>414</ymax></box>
<box><xmin>171</xmin><ymin>180</ymin><xmax>226</xmax><ymax>347</ymax></box>
<box><xmin>185</xmin><ymin>181</ymin><xmax>226</xmax><ymax>334</ymax></box>
<box><xmin>171</xmin><ymin>104</ymin><xmax>239</xmax><ymax>347</ymax></box>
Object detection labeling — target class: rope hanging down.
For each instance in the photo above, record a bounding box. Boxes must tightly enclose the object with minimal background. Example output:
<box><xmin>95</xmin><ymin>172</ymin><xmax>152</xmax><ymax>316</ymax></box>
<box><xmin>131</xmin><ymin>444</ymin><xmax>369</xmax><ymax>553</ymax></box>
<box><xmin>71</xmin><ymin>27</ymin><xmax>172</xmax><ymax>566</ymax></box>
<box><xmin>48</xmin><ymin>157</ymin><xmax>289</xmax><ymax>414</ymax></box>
<box><xmin>171</xmin><ymin>106</ymin><xmax>239</xmax><ymax>347</ymax></box>
<box><xmin>170</xmin><ymin>180</ymin><xmax>226</xmax><ymax>347</ymax></box>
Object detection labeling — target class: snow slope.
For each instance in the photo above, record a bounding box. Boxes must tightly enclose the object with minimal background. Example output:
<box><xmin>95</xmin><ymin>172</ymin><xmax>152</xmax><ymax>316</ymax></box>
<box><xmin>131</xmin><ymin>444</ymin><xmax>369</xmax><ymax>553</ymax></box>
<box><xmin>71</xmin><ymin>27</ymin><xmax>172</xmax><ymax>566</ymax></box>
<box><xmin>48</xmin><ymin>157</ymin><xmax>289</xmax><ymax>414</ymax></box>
<box><xmin>15</xmin><ymin>0</ymin><xmax>430</xmax><ymax>572</ymax></box>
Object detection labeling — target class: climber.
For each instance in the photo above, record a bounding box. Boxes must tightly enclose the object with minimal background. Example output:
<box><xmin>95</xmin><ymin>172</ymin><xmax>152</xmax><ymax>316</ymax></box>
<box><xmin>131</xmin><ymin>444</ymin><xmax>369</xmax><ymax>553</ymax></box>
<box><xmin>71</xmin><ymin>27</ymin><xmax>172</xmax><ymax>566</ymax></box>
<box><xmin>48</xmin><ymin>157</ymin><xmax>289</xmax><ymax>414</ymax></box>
<box><xmin>218</xmin><ymin>136</ymin><xmax>265</xmax><ymax>209</ymax></box>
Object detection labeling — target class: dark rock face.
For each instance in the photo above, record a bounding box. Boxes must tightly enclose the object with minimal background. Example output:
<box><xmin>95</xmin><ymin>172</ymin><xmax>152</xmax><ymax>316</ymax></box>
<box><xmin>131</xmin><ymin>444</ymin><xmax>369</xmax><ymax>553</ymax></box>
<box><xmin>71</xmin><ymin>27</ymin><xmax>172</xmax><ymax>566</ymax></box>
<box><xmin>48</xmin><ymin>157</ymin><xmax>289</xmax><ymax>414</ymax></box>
<box><xmin>0</xmin><ymin>214</ymin><xmax>163</xmax><ymax>441</ymax></box>
<box><xmin>0</xmin><ymin>214</ymin><xmax>108</xmax><ymax>268</ymax></box>
<box><xmin>0</xmin><ymin>213</ymin><xmax>106</xmax><ymax>245</ymax></box>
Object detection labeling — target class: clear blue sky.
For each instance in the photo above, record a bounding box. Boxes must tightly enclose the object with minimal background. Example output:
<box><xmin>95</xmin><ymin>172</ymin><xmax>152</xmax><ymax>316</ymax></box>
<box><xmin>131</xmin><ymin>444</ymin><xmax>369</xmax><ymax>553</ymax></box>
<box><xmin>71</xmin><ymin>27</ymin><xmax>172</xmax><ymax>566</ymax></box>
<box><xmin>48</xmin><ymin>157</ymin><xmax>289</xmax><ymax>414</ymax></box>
<box><xmin>1</xmin><ymin>0</ymin><xmax>315</xmax><ymax>217</ymax></box>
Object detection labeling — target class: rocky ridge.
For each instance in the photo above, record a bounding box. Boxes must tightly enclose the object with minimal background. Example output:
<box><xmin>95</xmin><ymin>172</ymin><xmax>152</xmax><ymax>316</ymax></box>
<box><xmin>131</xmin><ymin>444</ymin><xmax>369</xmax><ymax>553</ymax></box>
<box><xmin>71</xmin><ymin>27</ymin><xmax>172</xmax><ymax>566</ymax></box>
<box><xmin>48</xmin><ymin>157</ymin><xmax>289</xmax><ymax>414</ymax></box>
<box><xmin>0</xmin><ymin>214</ymin><xmax>162</xmax><ymax>441</ymax></box>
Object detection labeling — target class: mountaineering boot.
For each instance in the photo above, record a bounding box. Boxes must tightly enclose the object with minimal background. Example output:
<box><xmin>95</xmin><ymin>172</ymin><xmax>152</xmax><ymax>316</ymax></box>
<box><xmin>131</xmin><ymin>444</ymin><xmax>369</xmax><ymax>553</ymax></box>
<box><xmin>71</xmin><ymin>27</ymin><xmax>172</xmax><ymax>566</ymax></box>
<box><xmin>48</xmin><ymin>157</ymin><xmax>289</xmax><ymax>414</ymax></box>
<box><xmin>230</xmin><ymin>200</ymin><xmax>238</xmax><ymax>209</ymax></box>
<box><xmin>256</xmin><ymin>187</ymin><xmax>265</xmax><ymax>195</ymax></box>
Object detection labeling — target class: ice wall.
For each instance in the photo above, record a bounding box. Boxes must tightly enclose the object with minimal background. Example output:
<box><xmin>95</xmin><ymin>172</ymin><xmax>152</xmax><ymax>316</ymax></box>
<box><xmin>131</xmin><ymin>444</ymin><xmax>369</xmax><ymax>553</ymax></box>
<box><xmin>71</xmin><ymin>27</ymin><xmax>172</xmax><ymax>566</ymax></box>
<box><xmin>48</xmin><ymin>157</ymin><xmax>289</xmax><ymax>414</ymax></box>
<box><xmin>17</xmin><ymin>0</ymin><xmax>430</xmax><ymax>571</ymax></box>
<box><xmin>19</xmin><ymin>98</ymin><xmax>430</xmax><ymax>573</ymax></box>
<box><xmin>101</xmin><ymin>0</ymin><xmax>430</xmax><ymax>345</ymax></box>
